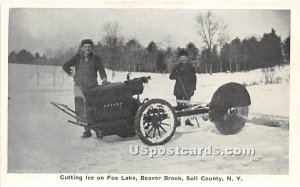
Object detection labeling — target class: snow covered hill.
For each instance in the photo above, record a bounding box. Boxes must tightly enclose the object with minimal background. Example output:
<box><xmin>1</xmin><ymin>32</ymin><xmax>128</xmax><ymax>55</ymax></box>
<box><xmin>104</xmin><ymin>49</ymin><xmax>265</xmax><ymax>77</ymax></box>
<box><xmin>7</xmin><ymin>63</ymin><xmax>289</xmax><ymax>174</ymax></box>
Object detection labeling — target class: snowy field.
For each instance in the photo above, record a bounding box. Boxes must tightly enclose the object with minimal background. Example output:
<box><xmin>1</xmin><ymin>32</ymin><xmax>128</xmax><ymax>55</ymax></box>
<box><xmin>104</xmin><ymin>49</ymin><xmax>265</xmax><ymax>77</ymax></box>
<box><xmin>7</xmin><ymin>63</ymin><xmax>289</xmax><ymax>174</ymax></box>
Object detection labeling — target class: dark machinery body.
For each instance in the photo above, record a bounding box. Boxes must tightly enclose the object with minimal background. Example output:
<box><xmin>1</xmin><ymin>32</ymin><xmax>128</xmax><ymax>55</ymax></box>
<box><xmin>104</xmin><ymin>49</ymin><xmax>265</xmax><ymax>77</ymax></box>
<box><xmin>51</xmin><ymin>76</ymin><xmax>251</xmax><ymax>145</ymax></box>
<box><xmin>82</xmin><ymin>79</ymin><xmax>144</xmax><ymax>137</ymax></box>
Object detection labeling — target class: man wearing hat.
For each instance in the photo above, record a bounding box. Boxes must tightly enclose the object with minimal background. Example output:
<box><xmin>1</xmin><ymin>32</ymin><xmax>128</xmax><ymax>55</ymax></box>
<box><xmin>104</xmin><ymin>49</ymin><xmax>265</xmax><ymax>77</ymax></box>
<box><xmin>63</xmin><ymin>39</ymin><xmax>108</xmax><ymax>138</ymax></box>
<box><xmin>169</xmin><ymin>48</ymin><xmax>197</xmax><ymax>126</ymax></box>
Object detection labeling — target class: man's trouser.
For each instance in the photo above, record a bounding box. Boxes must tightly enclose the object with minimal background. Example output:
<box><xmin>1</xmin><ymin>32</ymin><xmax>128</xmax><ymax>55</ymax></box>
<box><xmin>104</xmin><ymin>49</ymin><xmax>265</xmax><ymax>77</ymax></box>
<box><xmin>176</xmin><ymin>95</ymin><xmax>191</xmax><ymax>111</ymax></box>
<box><xmin>74</xmin><ymin>86</ymin><xmax>94</xmax><ymax>130</ymax></box>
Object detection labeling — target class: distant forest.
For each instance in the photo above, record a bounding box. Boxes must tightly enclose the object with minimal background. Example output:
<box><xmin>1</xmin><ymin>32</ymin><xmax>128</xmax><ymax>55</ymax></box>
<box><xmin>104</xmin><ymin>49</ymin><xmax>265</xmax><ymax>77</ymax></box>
<box><xmin>8</xmin><ymin>12</ymin><xmax>290</xmax><ymax>75</ymax></box>
<box><xmin>8</xmin><ymin>29</ymin><xmax>290</xmax><ymax>75</ymax></box>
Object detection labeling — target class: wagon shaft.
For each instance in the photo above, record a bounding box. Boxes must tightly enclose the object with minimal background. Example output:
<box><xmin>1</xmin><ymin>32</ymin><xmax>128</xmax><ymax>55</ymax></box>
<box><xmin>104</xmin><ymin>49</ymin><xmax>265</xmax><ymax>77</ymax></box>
<box><xmin>175</xmin><ymin>107</ymin><xmax>209</xmax><ymax>117</ymax></box>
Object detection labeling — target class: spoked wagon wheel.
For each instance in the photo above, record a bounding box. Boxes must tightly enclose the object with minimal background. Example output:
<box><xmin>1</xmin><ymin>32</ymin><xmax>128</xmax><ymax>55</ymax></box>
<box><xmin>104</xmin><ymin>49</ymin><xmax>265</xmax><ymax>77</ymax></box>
<box><xmin>135</xmin><ymin>99</ymin><xmax>176</xmax><ymax>146</ymax></box>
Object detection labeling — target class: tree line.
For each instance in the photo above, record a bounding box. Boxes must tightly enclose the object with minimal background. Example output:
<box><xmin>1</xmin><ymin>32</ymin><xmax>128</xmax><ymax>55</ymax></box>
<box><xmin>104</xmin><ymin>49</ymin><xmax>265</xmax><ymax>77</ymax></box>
<box><xmin>8</xmin><ymin>30</ymin><xmax>290</xmax><ymax>74</ymax></box>
<box><xmin>9</xmin><ymin>12</ymin><xmax>290</xmax><ymax>75</ymax></box>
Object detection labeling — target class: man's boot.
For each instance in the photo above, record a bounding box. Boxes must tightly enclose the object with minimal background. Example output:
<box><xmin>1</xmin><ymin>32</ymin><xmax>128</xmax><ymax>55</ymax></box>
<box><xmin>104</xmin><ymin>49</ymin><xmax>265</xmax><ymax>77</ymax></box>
<box><xmin>185</xmin><ymin>119</ymin><xmax>194</xmax><ymax>126</ymax></box>
<box><xmin>175</xmin><ymin>118</ymin><xmax>181</xmax><ymax>127</ymax></box>
<box><xmin>96</xmin><ymin>129</ymin><xmax>103</xmax><ymax>139</ymax></box>
<box><xmin>81</xmin><ymin>129</ymin><xmax>92</xmax><ymax>138</ymax></box>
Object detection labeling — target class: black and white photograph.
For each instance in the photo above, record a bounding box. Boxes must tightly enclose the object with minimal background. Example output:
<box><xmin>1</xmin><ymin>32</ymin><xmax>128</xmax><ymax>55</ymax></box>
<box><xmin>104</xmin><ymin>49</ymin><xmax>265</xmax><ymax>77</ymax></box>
<box><xmin>1</xmin><ymin>1</ymin><xmax>300</xmax><ymax>186</ymax></box>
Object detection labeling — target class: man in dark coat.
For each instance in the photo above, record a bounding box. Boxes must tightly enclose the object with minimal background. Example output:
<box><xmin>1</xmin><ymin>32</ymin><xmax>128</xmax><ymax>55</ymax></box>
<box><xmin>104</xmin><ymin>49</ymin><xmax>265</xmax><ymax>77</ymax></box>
<box><xmin>169</xmin><ymin>49</ymin><xmax>197</xmax><ymax>126</ymax></box>
<box><xmin>63</xmin><ymin>39</ymin><xmax>108</xmax><ymax>138</ymax></box>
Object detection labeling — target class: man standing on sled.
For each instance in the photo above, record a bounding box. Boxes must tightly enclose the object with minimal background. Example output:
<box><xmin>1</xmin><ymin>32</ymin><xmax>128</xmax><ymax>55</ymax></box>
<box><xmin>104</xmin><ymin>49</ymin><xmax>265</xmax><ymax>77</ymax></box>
<box><xmin>169</xmin><ymin>49</ymin><xmax>197</xmax><ymax>126</ymax></box>
<box><xmin>63</xmin><ymin>39</ymin><xmax>108</xmax><ymax>138</ymax></box>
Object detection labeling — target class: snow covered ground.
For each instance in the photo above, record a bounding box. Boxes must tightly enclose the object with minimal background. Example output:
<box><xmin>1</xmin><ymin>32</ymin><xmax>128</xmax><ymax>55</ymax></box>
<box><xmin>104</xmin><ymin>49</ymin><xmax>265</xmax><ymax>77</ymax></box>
<box><xmin>7</xmin><ymin>64</ymin><xmax>289</xmax><ymax>174</ymax></box>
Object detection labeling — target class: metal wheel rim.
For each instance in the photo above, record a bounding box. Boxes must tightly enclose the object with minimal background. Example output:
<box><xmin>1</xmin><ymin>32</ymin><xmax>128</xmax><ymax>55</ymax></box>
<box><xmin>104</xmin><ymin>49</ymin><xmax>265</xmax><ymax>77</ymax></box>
<box><xmin>139</xmin><ymin>103</ymin><xmax>175</xmax><ymax>144</ymax></box>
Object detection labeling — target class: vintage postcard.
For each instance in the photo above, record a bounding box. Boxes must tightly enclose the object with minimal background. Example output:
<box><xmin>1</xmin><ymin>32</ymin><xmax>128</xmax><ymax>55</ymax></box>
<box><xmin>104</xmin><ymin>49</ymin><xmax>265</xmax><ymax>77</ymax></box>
<box><xmin>1</xmin><ymin>0</ymin><xmax>300</xmax><ymax>187</ymax></box>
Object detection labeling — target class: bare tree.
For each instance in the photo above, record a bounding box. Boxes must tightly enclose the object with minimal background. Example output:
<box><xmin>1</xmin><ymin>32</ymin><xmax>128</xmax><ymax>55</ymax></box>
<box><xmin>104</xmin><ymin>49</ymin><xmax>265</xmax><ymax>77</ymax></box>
<box><xmin>33</xmin><ymin>53</ymin><xmax>41</xmax><ymax>86</ymax></box>
<box><xmin>34</xmin><ymin>61</ymin><xmax>41</xmax><ymax>86</ymax></box>
<box><xmin>103</xmin><ymin>22</ymin><xmax>123</xmax><ymax>79</ymax></box>
<box><xmin>217</xmin><ymin>33</ymin><xmax>230</xmax><ymax>72</ymax></box>
<box><xmin>103</xmin><ymin>22</ymin><xmax>121</xmax><ymax>37</ymax></box>
<box><xmin>195</xmin><ymin>10</ymin><xmax>227</xmax><ymax>74</ymax></box>
<box><xmin>61</xmin><ymin>46</ymin><xmax>77</xmax><ymax>83</ymax></box>
<box><xmin>230</xmin><ymin>37</ymin><xmax>242</xmax><ymax>72</ymax></box>
<box><xmin>157</xmin><ymin>35</ymin><xmax>172</xmax><ymax>49</ymax></box>
<box><xmin>52</xmin><ymin>50</ymin><xmax>59</xmax><ymax>86</ymax></box>
<box><xmin>125</xmin><ymin>38</ymin><xmax>143</xmax><ymax>72</ymax></box>
<box><xmin>61</xmin><ymin>56</ymin><xmax>64</xmax><ymax>83</ymax></box>
<box><xmin>262</xmin><ymin>67</ymin><xmax>276</xmax><ymax>84</ymax></box>
<box><xmin>44</xmin><ymin>49</ymin><xmax>57</xmax><ymax>86</ymax></box>
<box><xmin>46</xmin><ymin>48</ymin><xmax>64</xmax><ymax>86</ymax></box>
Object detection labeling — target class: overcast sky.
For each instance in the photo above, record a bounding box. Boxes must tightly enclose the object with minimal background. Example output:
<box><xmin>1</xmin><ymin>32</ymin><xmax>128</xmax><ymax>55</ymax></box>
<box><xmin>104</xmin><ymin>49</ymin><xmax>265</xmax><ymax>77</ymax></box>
<box><xmin>9</xmin><ymin>8</ymin><xmax>290</xmax><ymax>54</ymax></box>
